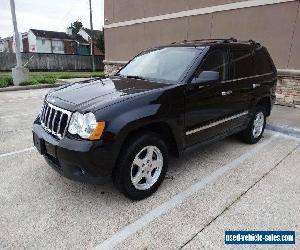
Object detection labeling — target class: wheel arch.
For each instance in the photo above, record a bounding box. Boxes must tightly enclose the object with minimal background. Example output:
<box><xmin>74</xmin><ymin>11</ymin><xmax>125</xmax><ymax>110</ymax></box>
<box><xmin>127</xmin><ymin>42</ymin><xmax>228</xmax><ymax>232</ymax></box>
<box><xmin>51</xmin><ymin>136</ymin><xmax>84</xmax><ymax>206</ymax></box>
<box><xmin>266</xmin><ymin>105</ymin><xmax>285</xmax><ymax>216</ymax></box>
<box><xmin>119</xmin><ymin>121</ymin><xmax>181</xmax><ymax>157</ymax></box>
<box><xmin>255</xmin><ymin>96</ymin><xmax>272</xmax><ymax>116</ymax></box>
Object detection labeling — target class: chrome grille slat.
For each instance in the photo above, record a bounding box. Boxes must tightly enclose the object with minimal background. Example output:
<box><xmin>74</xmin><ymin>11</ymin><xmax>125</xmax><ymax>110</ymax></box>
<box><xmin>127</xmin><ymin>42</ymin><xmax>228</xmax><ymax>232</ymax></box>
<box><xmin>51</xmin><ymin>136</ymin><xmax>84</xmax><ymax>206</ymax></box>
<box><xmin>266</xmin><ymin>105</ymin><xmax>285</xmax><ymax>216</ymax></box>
<box><xmin>51</xmin><ymin>110</ymin><xmax>57</xmax><ymax>131</ymax></box>
<box><xmin>62</xmin><ymin>114</ymin><xmax>69</xmax><ymax>136</ymax></box>
<box><xmin>41</xmin><ymin>104</ymin><xmax>46</xmax><ymax>119</ymax></box>
<box><xmin>57</xmin><ymin>112</ymin><xmax>62</xmax><ymax>136</ymax></box>
<box><xmin>47</xmin><ymin>108</ymin><xmax>53</xmax><ymax>128</ymax></box>
<box><xmin>42</xmin><ymin>105</ymin><xmax>48</xmax><ymax>122</ymax></box>
<box><xmin>40</xmin><ymin>101</ymin><xmax>71</xmax><ymax>139</ymax></box>
<box><xmin>45</xmin><ymin>106</ymin><xmax>50</xmax><ymax>124</ymax></box>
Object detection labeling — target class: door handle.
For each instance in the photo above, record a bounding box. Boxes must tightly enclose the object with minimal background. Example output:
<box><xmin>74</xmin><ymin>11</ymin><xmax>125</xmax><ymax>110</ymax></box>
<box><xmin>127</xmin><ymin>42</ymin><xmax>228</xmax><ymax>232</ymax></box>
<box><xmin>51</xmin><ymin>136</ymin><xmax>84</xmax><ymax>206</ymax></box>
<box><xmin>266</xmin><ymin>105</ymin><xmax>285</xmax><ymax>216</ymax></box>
<box><xmin>221</xmin><ymin>90</ymin><xmax>233</xmax><ymax>96</ymax></box>
<box><xmin>253</xmin><ymin>83</ymin><xmax>261</xmax><ymax>89</ymax></box>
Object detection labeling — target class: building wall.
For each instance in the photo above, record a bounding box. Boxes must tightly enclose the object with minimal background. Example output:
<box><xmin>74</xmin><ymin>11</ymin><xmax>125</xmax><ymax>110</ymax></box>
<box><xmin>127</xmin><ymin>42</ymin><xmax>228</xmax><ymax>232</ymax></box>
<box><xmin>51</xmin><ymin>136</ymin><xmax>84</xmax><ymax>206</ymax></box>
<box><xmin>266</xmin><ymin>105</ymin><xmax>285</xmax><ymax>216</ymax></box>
<box><xmin>12</xmin><ymin>33</ymin><xmax>23</xmax><ymax>53</ymax></box>
<box><xmin>22</xmin><ymin>38</ymin><xmax>29</xmax><ymax>53</ymax></box>
<box><xmin>104</xmin><ymin>0</ymin><xmax>300</xmax><ymax>70</ymax></box>
<box><xmin>64</xmin><ymin>40</ymin><xmax>77</xmax><ymax>54</ymax></box>
<box><xmin>78</xmin><ymin>45</ymin><xmax>90</xmax><ymax>55</ymax></box>
<box><xmin>36</xmin><ymin>38</ymin><xmax>52</xmax><ymax>53</ymax></box>
<box><xmin>104</xmin><ymin>0</ymin><xmax>300</xmax><ymax>107</ymax></box>
<box><xmin>28</xmin><ymin>31</ymin><xmax>65</xmax><ymax>54</ymax></box>
<box><xmin>51</xmin><ymin>40</ymin><xmax>64</xmax><ymax>54</ymax></box>
<box><xmin>28</xmin><ymin>31</ymin><xmax>37</xmax><ymax>52</ymax></box>
<box><xmin>78</xmin><ymin>30</ymin><xmax>90</xmax><ymax>43</ymax></box>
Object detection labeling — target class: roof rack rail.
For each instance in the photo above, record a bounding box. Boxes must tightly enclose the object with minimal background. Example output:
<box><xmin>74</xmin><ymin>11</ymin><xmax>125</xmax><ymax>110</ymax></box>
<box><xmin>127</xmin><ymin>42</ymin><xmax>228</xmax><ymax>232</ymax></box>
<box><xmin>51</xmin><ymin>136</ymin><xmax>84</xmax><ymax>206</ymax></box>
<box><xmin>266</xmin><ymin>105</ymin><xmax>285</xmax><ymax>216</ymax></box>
<box><xmin>170</xmin><ymin>38</ymin><xmax>263</xmax><ymax>47</ymax></box>
<box><xmin>248</xmin><ymin>39</ymin><xmax>261</xmax><ymax>47</ymax></box>
<box><xmin>223</xmin><ymin>37</ymin><xmax>237</xmax><ymax>43</ymax></box>
<box><xmin>171</xmin><ymin>37</ymin><xmax>238</xmax><ymax>45</ymax></box>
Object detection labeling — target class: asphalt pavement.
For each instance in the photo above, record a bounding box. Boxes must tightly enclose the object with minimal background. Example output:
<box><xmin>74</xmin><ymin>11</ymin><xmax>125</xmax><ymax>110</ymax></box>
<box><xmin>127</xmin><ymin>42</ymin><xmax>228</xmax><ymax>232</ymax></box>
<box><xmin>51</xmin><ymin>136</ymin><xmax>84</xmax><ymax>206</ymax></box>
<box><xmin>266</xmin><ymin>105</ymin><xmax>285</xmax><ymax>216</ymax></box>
<box><xmin>0</xmin><ymin>88</ymin><xmax>299</xmax><ymax>250</ymax></box>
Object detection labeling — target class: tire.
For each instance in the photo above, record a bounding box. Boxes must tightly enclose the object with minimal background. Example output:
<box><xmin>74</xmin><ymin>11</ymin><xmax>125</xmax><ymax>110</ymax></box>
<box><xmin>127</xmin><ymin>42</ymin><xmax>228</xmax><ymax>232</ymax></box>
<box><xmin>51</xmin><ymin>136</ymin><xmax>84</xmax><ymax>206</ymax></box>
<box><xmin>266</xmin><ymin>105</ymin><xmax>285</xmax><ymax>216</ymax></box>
<box><xmin>240</xmin><ymin>105</ymin><xmax>267</xmax><ymax>144</ymax></box>
<box><xmin>113</xmin><ymin>132</ymin><xmax>168</xmax><ymax>200</ymax></box>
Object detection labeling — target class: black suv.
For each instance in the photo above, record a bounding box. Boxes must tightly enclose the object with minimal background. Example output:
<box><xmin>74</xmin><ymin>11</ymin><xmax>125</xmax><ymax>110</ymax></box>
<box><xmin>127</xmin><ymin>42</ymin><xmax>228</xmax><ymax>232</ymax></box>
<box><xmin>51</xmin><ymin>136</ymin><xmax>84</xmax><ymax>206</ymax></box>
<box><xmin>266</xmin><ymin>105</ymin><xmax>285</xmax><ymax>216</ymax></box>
<box><xmin>33</xmin><ymin>38</ymin><xmax>277</xmax><ymax>200</ymax></box>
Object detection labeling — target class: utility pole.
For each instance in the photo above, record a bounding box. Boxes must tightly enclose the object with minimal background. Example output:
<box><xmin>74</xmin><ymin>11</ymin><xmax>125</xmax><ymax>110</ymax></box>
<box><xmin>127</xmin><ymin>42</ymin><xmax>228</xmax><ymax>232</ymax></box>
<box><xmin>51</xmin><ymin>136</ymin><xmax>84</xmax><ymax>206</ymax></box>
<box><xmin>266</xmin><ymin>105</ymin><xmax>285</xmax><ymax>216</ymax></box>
<box><xmin>10</xmin><ymin>0</ymin><xmax>29</xmax><ymax>85</ymax></box>
<box><xmin>89</xmin><ymin>0</ymin><xmax>95</xmax><ymax>72</ymax></box>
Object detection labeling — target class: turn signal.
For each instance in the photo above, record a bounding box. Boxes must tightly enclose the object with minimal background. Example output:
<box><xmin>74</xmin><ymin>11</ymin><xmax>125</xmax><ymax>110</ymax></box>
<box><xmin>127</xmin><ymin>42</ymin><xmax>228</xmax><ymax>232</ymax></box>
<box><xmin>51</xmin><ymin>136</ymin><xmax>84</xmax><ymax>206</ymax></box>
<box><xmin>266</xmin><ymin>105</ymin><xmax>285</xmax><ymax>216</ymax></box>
<box><xmin>89</xmin><ymin>121</ymin><xmax>106</xmax><ymax>140</ymax></box>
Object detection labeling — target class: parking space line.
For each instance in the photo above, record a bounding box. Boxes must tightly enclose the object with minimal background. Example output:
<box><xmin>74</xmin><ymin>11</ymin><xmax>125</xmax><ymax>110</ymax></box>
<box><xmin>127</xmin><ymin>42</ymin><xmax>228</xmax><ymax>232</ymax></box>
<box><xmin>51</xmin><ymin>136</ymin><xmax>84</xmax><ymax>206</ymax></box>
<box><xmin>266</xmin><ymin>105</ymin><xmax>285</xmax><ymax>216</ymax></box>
<box><xmin>0</xmin><ymin>147</ymin><xmax>35</xmax><ymax>158</ymax></box>
<box><xmin>0</xmin><ymin>113</ymin><xmax>33</xmax><ymax>119</ymax></box>
<box><xmin>93</xmin><ymin>134</ymin><xmax>278</xmax><ymax>250</ymax></box>
<box><xmin>266</xmin><ymin>129</ymin><xmax>300</xmax><ymax>142</ymax></box>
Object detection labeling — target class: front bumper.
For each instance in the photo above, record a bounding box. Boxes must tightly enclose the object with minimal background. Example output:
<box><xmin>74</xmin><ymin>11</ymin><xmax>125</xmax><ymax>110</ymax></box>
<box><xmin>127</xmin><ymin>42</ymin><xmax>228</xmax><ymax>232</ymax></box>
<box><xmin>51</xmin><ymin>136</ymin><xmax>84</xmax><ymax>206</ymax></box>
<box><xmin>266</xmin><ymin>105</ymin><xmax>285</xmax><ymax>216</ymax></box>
<box><xmin>32</xmin><ymin>122</ymin><xmax>115</xmax><ymax>184</ymax></box>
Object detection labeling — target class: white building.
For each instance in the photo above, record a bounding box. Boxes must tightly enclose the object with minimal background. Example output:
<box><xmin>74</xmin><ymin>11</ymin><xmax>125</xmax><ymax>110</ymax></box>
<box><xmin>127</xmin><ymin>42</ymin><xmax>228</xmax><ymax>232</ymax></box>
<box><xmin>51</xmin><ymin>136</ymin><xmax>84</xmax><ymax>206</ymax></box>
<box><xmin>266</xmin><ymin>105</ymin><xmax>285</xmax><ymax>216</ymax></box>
<box><xmin>78</xmin><ymin>28</ymin><xmax>104</xmax><ymax>55</ymax></box>
<box><xmin>12</xmin><ymin>33</ymin><xmax>27</xmax><ymax>53</ymax></box>
<box><xmin>28</xmin><ymin>29</ymin><xmax>67</xmax><ymax>54</ymax></box>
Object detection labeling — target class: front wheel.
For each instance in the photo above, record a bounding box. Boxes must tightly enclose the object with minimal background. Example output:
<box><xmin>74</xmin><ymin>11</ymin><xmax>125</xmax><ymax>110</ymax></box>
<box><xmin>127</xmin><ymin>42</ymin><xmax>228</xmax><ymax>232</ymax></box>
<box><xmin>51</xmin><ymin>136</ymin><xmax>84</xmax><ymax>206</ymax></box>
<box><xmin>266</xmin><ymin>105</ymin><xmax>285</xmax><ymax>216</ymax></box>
<box><xmin>240</xmin><ymin>105</ymin><xmax>267</xmax><ymax>144</ymax></box>
<box><xmin>113</xmin><ymin>132</ymin><xmax>168</xmax><ymax>200</ymax></box>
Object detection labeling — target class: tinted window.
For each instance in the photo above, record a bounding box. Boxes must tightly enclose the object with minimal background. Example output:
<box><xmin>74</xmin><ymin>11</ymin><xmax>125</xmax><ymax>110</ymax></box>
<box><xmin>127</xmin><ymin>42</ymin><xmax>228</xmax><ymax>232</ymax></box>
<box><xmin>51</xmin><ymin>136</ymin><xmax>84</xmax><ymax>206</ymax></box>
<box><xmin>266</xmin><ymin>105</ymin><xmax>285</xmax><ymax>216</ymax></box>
<box><xmin>199</xmin><ymin>49</ymin><xmax>228</xmax><ymax>81</ymax></box>
<box><xmin>118</xmin><ymin>47</ymin><xmax>203</xmax><ymax>83</ymax></box>
<box><xmin>231</xmin><ymin>50</ymin><xmax>254</xmax><ymax>78</ymax></box>
<box><xmin>253</xmin><ymin>49</ymin><xmax>273</xmax><ymax>74</ymax></box>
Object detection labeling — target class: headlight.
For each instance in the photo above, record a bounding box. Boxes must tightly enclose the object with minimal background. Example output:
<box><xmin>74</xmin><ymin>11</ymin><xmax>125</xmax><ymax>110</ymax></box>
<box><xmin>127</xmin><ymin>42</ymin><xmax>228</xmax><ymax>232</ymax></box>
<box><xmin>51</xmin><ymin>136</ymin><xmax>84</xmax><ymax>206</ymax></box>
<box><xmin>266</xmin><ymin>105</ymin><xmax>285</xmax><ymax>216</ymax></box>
<box><xmin>68</xmin><ymin>112</ymin><xmax>105</xmax><ymax>140</ymax></box>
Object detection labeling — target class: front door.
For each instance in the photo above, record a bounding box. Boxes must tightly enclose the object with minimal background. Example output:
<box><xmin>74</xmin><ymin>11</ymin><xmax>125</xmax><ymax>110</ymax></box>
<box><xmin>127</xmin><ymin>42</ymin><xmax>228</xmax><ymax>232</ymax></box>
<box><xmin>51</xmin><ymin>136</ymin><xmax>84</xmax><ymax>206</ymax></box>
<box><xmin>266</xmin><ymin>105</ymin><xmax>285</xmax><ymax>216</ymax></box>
<box><xmin>184</xmin><ymin>48</ymin><xmax>247</xmax><ymax>147</ymax></box>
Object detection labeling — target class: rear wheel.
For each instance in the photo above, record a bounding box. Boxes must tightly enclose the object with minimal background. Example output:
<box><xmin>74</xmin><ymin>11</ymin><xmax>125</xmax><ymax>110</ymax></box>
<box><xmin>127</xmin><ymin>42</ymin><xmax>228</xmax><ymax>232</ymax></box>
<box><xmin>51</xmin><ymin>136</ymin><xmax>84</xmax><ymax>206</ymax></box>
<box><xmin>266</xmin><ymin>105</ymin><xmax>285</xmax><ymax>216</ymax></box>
<box><xmin>240</xmin><ymin>105</ymin><xmax>267</xmax><ymax>144</ymax></box>
<box><xmin>113</xmin><ymin>132</ymin><xmax>168</xmax><ymax>200</ymax></box>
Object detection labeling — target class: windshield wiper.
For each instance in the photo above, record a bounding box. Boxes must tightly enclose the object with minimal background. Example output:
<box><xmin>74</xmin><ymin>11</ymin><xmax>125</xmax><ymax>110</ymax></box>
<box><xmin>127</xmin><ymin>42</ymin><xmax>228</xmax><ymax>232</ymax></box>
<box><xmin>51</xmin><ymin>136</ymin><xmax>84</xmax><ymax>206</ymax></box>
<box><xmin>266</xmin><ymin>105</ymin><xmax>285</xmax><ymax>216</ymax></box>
<box><xmin>124</xmin><ymin>75</ymin><xmax>146</xmax><ymax>80</ymax></box>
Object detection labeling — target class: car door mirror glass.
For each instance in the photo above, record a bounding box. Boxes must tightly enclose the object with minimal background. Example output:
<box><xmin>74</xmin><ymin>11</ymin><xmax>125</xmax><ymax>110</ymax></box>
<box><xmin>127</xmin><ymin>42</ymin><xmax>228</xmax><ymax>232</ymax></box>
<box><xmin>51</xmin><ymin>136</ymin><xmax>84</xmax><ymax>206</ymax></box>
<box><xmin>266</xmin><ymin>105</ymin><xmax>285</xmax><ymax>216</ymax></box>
<box><xmin>192</xmin><ymin>71</ymin><xmax>220</xmax><ymax>84</ymax></box>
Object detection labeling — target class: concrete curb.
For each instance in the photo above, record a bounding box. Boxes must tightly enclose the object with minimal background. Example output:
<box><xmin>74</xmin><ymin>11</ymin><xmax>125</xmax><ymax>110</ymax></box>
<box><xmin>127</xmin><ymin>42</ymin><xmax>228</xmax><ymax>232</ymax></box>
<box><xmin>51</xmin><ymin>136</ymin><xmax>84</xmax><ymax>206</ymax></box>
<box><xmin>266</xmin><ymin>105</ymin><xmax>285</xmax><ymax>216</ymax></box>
<box><xmin>266</xmin><ymin>123</ymin><xmax>300</xmax><ymax>138</ymax></box>
<box><xmin>0</xmin><ymin>83</ymin><xmax>65</xmax><ymax>93</ymax></box>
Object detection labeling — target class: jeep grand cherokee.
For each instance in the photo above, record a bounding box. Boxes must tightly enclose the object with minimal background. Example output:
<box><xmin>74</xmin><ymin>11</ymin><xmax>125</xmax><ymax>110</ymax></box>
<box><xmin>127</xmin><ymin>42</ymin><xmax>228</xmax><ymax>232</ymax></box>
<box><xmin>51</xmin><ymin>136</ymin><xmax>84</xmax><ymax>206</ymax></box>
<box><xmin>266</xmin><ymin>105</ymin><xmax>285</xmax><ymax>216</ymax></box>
<box><xmin>33</xmin><ymin>38</ymin><xmax>277</xmax><ymax>200</ymax></box>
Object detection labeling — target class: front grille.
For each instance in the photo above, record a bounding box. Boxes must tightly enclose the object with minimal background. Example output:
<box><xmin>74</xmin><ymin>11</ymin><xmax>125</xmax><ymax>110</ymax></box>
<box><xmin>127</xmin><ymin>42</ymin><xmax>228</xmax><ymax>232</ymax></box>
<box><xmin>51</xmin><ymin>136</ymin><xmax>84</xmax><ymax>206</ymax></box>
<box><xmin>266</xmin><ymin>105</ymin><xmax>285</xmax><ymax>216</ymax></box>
<box><xmin>40</xmin><ymin>102</ymin><xmax>72</xmax><ymax>139</ymax></box>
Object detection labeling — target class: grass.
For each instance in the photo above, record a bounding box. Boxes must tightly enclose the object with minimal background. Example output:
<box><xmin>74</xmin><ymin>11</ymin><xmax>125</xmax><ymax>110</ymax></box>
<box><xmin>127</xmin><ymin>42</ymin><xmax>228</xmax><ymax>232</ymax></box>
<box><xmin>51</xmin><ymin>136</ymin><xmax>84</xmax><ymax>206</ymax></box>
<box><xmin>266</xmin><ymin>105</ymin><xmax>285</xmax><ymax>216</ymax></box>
<box><xmin>0</xmin><ymin>71</ymin><xmax>105</xmax><ymax>88</ymax></box>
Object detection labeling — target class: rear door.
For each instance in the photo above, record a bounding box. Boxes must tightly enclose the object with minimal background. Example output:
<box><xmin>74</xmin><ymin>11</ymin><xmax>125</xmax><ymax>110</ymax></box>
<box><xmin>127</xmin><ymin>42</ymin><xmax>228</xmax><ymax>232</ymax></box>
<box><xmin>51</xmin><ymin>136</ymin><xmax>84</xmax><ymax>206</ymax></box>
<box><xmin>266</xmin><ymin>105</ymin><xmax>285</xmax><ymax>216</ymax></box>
<box><xmin>229</xmin><ymin>48</ymin><xmax>255</xmax><ymax>111</ymax></box>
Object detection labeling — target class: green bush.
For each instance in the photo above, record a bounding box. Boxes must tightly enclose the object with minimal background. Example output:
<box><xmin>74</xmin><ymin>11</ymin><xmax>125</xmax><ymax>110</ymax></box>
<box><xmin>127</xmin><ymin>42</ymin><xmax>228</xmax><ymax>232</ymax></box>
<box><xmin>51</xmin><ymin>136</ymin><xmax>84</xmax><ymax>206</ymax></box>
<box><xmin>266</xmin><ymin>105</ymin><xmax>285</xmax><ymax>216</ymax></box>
<box><xmin>0</xmin><ymin>71</ymin><xmax>105</xmax><ymax>88</ymax></box>
<box><xmin>0</xmin><ymin>76</ymin><xmax>13</xmax><ymax>88</ymax></box>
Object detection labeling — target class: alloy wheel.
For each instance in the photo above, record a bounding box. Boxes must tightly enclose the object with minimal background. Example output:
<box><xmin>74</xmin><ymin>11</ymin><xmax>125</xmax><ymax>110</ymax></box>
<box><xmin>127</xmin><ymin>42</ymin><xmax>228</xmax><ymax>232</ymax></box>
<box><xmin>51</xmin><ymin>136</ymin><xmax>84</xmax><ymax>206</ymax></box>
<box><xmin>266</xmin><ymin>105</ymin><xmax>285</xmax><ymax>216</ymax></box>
<box><xmin>252</xmin><ymin>111</ymin><xmax>265</xmax><ymax>138</ymax></box>
<box><xmin>130</xmin><ymin>146</ymin><xmax>163</xmax><ymax>190</ymax></box>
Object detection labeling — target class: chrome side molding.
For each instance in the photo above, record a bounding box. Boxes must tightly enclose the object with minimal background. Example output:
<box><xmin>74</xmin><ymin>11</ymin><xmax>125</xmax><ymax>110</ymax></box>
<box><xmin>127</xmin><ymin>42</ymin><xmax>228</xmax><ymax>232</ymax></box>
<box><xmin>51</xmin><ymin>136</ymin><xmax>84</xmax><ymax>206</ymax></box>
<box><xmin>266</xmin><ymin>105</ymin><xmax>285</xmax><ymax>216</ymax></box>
<box><xmin>186</xmin><ymin>111</ymin><xmax>249</xmax><ymax>135</ymax></box>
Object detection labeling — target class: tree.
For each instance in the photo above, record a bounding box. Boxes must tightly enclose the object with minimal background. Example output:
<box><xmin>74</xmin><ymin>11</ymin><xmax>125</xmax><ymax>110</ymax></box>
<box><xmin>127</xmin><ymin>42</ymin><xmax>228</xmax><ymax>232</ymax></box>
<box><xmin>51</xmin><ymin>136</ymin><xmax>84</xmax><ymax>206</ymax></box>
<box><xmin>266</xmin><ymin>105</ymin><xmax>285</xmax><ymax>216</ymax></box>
<box><xmin>68</xmin><ymin>21</ymin><xmax>83</xmax><ymax>34</ymax></box>
<box><xmin>95</xmin><ymin>30</ymin><xmax>105</xmax><ymax>52</ymax></box>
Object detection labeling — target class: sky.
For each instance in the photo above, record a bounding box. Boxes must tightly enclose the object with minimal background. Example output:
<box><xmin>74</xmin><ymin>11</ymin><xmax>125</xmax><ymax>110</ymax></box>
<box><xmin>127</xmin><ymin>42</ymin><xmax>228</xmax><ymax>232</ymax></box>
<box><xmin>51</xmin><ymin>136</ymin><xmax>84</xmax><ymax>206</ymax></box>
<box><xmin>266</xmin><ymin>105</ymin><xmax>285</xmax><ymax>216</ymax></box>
<box><xmin>0</xmin><ymin>0</ymin><xmax>104</xmax><ymax>38</ymax></box>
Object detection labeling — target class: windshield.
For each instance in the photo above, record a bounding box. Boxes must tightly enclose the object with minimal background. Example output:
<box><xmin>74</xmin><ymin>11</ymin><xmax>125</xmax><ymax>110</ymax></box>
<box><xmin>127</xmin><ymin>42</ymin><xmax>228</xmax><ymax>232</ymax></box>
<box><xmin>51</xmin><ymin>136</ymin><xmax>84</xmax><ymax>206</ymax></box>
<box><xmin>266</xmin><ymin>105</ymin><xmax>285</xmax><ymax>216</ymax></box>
<box><xmin>118</xmin><ymin>47</ymin><xmax>203</xmax><ymax>83</ymax></box>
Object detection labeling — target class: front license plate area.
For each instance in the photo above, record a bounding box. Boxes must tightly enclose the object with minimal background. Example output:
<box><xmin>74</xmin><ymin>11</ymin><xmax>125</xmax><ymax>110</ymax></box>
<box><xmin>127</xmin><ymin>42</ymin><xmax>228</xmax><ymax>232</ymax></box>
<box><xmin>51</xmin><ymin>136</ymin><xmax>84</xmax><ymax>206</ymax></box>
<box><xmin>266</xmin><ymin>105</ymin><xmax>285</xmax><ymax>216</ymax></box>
<box><xmin>45</xmin><ymin>141</ymin><xmax>56</xmax><ymax>158</ymax></box>
<box><xmin>33</xmin><ymin>133</ymin><xmax>46</xmax><ymax>155</ymax></box>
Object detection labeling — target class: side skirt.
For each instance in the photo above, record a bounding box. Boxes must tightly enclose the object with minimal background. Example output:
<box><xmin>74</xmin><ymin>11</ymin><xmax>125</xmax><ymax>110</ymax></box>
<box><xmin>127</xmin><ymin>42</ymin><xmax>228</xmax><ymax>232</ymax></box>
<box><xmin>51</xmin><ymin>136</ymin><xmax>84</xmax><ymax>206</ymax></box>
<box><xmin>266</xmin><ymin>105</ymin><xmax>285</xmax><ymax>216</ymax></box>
<box><xmin>180</xmin><ymin>125</ymin><xmax>247</xmax><ymax>156</ymax></box>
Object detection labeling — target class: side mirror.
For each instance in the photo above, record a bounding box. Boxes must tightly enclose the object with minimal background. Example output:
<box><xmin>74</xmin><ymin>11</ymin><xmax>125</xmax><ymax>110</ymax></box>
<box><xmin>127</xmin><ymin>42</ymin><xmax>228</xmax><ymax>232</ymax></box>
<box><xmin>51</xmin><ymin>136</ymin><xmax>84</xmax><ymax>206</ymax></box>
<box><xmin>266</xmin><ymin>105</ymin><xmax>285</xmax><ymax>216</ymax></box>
<box><xmin>191</xmin><ymin>71</ymin><xmax>220</xmax><ymax>84</ymax></box>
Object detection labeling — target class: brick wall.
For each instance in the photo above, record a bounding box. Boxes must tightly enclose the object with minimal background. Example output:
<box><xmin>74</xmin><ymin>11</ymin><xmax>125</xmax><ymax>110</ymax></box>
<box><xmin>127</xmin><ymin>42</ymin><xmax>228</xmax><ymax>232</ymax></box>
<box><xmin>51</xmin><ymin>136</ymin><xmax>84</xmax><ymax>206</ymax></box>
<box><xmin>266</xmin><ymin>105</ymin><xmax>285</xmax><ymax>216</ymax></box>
<box><xmin>64</xmin><ymin>40</ymin><xmax>77</xmax><ymax>54</ymax></box>
<box><xmin>276</xmin><ymin>76</ymin><xmax>300</xmax><ymax>108</ymax></box>
<box><xmin>22</xmin><ymin>38</ymin><xmax>29</xmax><ymax>52</ymax></box>
<box><xmin>93</xmin><ymin>45</ymin><xmax>104</xmax><ymax>56</ymax></box>
<box><xmin>104</xmin><ymin>63</ymin><xmax>123</xmax><ymax>76</ymax></box>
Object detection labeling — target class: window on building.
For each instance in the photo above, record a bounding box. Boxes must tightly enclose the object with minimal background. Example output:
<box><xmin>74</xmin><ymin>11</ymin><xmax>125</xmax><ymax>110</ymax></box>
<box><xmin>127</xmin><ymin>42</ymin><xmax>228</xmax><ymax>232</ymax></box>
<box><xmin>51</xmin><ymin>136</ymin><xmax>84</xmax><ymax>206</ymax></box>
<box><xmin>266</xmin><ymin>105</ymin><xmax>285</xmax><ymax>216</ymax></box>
<box><xmin>52</xmin><ymin>40</ymin><xmax>64</xmax><ymax>53</ymax></box>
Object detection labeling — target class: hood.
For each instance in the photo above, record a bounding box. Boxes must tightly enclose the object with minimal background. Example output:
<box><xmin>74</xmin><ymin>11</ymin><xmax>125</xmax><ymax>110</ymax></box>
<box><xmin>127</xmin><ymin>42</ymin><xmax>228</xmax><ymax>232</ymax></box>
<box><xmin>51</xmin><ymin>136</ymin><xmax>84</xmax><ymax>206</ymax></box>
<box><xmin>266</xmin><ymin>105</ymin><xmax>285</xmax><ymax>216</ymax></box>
<box><xmin>46</xmin><ymin>77</ymin><xmax>168</xmax><ymax>112</ymax></box>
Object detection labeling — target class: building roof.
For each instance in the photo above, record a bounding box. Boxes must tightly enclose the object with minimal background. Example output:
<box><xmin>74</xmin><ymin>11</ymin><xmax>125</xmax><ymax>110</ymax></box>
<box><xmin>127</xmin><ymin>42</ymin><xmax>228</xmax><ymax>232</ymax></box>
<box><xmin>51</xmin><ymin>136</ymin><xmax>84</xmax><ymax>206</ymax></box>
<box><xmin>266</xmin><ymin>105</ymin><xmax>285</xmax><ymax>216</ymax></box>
<box><xmin>30</xmin><ymin>29</ymin><xmax>72</xmax><ymax>40</ymax></box>
<box><xmin>30</xmin><ymin>29</ymin><xmax>88</xmax><ymax>44</ymax></box>
<box><xmin>71</xmin><ymin>34</ymin><xmax>89</xmax><ymax>44</ymax></box>
<box><xmin>2</xmin><ymin>36</ymin><xmax>13</xmax><ymax>41</ymax></box>
<box><xmin>82</xmin><ymin>28</ymin><xmax>102</xmax><ymax>38</ymax></box>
